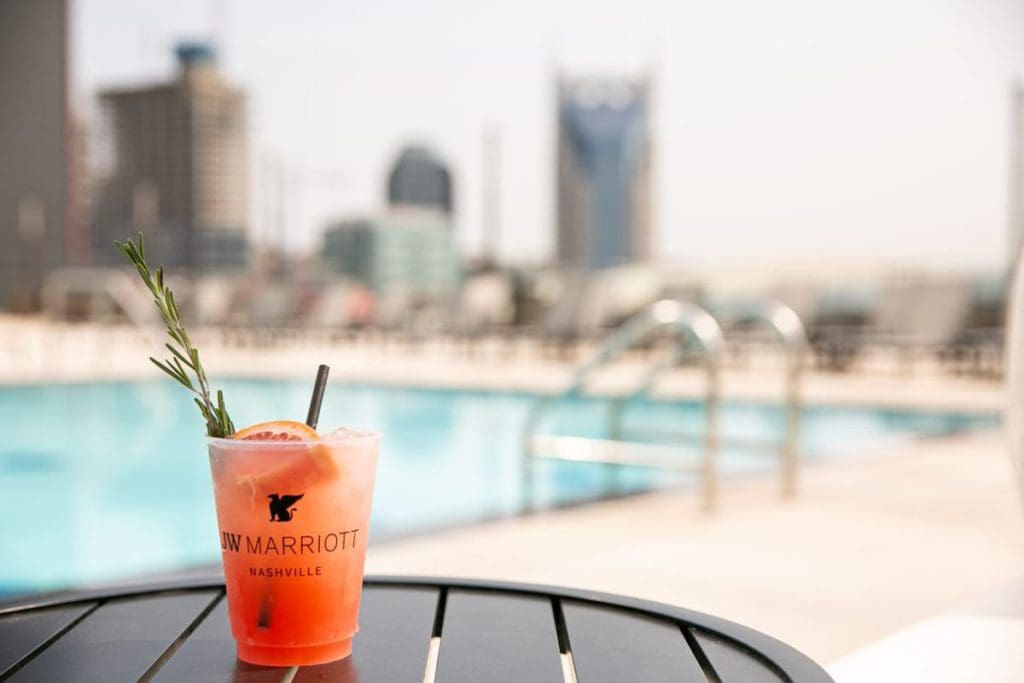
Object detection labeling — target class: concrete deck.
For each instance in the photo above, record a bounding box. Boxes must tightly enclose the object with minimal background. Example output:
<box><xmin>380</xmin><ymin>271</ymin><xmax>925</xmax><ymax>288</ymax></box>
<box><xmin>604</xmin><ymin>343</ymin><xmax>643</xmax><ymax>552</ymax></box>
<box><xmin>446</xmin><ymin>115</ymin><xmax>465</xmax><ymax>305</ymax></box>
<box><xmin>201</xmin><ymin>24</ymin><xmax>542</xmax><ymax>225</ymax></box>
<box><xmin>366</xmin><ymin>428</ymin><xmax>1024</xmax><ymax>665</ymax></box>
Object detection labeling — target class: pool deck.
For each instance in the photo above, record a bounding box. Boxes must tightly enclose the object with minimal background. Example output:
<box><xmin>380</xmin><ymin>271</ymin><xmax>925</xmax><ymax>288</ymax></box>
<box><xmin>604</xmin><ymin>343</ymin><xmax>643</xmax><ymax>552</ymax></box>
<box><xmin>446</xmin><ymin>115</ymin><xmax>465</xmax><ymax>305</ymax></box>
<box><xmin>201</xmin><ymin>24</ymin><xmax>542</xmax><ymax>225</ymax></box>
<box><xmin>366</xmin><ymin>427</ymin><xmax>1023</xmax><ymax>667</ymax></box>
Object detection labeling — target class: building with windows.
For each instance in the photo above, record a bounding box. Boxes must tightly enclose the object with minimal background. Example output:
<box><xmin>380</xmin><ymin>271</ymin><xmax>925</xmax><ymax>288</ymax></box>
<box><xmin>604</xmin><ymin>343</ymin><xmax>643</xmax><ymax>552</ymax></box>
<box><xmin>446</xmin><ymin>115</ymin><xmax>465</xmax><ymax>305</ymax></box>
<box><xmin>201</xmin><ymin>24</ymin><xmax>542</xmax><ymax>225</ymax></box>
<box><xmin>322</xmin><ymin>210</ymin><xmax>459</xmax><ymax>299</ymax></box>
<box><xmin>92</xmin><ymin>43</ymin><xmax>249</xmax><ymax>270</ymax></box>
<box><xmin>556</xmin><ymin>76</ymin><xmax>652</xmax><ymax>269</ymax></box>
<box><xmin>386</xmin><ymin>146</ymin><xmax>453</xmax><ymax>216</ymax></box>
<box><xmin>0</xmin><ymin>0</ymin><xmax>84</xmax><ymax>310</ymax></box>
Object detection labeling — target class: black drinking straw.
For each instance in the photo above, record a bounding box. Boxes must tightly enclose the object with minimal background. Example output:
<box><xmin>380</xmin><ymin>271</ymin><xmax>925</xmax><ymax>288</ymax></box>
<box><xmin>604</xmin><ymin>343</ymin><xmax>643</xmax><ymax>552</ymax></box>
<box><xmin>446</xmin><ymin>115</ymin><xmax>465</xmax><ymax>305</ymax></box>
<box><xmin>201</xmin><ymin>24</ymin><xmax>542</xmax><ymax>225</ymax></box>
<box><xmin>257</xmin><ymin>364</ymin><xmax>331</xmax><ymax>630</ymax></box>
<box><xmin>305</xmin><ymin>364</ymin><xmax>330</xmax><ymax>429</ymax></box>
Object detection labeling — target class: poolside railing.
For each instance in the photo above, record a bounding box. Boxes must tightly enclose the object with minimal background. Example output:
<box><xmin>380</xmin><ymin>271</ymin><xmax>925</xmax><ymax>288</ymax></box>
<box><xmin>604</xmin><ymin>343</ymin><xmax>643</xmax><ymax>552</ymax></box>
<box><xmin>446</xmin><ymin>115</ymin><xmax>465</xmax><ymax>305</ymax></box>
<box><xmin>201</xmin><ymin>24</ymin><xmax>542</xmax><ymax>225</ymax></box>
<box><xmin>522</xmin><ymin>299</ymin><xmax>807</xmax><ymax>512</ymax></box>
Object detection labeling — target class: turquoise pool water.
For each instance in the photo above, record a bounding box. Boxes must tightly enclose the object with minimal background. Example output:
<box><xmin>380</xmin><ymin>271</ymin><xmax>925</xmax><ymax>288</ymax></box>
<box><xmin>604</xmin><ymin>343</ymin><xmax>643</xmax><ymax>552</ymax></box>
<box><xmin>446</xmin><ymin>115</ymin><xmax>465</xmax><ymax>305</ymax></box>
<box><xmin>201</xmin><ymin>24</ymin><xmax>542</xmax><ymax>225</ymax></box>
<box><xmin>0</xmin><ymin>379</ymin><xmax>997</xmax><ymax>594</ymax></box>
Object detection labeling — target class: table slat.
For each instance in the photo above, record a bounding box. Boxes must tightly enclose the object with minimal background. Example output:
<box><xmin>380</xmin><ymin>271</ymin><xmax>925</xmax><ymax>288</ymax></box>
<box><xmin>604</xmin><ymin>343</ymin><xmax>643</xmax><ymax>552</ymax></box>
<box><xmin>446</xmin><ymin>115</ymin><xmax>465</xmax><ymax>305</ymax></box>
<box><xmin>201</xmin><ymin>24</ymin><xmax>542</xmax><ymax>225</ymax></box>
<box><xmin>694</xmin><ymin>630</ymin><xmax>785</xmax><ymax>683</ymax></box>
<box><xmin>9</xmin><ymin>590</ymin><xmax>219</xmax><ymax>683</ymax></box>
<box><xmin>0</xmin><ymin>602</ymin><xmax>98</xmax><ymax>678</ymax></box>
<box><xmin>150</xmin><ymin>596</ymin><xmax>284</xmax><ymax>683</ymax></box>
<box><xmin>561</xmin><ymin>600</ymin><xmax>708</xmax><ymax>683</ymax></box>
<box><xmin>294</xmin><ymin>586</ymin><xmax>438</xmax><ymax>682</ymax></box>
<box><xmin>292</xmin><ymin>658</ymin><xmax>358</xmax><ymax>682</ymax></box>
<box><xmin>435</xmin><ymin>589</ymin><xmax>563</xmax><ymax>682</ymax></box>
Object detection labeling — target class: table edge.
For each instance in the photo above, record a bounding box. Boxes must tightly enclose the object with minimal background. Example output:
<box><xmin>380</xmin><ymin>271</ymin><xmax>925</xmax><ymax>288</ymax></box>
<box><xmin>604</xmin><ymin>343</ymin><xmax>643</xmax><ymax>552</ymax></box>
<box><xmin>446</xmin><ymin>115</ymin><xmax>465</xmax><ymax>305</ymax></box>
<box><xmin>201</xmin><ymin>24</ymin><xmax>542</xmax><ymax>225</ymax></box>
<box><xmin>0</xmin><ymin>575</ymin><xmax>832</xmax><ymax>682</ymax></box>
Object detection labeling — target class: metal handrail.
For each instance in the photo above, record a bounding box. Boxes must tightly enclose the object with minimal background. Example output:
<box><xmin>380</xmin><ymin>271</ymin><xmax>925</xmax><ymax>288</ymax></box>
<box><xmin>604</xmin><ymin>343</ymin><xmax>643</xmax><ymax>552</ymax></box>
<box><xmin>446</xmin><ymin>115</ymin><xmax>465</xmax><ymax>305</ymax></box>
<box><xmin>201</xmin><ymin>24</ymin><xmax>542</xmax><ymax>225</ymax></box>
<box><xmin>612</xmin><ymin>300</ymin><xmax>806</xmax><ymax>498</ymax></box>
<box><xmin>523</xmin><ymin>300</ymin><xmax>724</xmax><ymax>512</ymax></box>
<box><xmin>523</xmin><ymin>298</ymin><xmax>808</xmax><ymax>514</ymax></box>
<box><xmin>712</xmin><ymin>301</ymin><xmax>807</xmax><ymax>498</ymax></box>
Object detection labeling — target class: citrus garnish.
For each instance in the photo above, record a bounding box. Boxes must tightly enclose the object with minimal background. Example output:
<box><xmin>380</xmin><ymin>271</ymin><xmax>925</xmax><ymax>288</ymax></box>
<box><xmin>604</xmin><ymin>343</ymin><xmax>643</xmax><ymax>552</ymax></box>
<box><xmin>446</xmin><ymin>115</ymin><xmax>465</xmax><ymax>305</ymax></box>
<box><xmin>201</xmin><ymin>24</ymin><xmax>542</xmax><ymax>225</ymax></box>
<box><xmin>233</xmin><ymin>420</ymin><xmax>320</xmax><ymax>441</ymax></box>
<box><xmin>229</xmin><ymin>421</ymin><xmax>338</xmax><ymax>490</ymax></box>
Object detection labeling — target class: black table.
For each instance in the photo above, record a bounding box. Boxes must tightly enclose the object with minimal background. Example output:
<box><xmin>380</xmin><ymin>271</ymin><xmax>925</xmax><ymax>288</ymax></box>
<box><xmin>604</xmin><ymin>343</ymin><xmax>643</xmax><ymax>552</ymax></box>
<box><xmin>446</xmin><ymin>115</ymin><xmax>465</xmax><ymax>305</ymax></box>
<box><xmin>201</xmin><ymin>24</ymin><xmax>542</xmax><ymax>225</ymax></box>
<box><xmin>0</xmin><ymin>576</ymin><xmax>832</xmax><ymax>682</ymax></box>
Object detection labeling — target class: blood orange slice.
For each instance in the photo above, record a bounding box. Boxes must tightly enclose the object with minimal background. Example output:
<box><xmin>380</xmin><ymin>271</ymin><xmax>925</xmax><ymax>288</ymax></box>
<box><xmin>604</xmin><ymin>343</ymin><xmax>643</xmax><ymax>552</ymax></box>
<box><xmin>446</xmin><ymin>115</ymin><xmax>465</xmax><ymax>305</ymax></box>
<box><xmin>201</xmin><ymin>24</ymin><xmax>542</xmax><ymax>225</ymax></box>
<box><xmin>233</xmin><ymin>420</ymin><xmax>319</xmax><ymax>441</ymax></box>
<box><xmin>225</xmin><ymin>420</ymin><xmax>339</xmax><ymax>490</ymax></box>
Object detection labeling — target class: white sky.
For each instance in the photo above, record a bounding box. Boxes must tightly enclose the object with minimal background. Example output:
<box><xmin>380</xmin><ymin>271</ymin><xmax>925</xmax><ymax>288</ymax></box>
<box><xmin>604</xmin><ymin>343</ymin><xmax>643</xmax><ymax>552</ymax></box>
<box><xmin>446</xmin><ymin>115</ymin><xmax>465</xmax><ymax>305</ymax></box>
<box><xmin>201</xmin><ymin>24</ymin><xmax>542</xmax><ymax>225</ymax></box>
<box><xmin>74</xmin><ymin>0</ymin><xmax>1024</xmax><ymax>269</ymax></box>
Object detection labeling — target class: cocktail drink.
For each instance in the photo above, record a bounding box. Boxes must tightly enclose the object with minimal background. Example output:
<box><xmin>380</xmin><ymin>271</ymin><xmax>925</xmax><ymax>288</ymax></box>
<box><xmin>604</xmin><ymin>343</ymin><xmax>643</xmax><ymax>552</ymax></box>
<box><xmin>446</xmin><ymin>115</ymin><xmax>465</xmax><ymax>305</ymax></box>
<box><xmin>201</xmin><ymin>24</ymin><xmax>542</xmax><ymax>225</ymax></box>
<box><xmin>207</xmin><ymin>428</ymin><xmax>380</xmax><ymax>666</ymax></box>
<box><xmin>115</xmin><ymin>236</ymin><xmax>376</xmax><ymax>666</ymax></box>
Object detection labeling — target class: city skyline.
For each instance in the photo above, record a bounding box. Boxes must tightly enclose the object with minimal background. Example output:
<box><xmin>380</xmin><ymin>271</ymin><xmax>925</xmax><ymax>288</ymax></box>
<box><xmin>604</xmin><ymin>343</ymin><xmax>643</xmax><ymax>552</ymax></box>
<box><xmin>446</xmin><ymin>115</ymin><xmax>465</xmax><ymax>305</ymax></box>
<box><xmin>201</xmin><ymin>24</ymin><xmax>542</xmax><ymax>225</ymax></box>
<box><xmin>74</xmin><ymin>0</ymin><xmax>1024</xmax><ymax>269</ymax></box>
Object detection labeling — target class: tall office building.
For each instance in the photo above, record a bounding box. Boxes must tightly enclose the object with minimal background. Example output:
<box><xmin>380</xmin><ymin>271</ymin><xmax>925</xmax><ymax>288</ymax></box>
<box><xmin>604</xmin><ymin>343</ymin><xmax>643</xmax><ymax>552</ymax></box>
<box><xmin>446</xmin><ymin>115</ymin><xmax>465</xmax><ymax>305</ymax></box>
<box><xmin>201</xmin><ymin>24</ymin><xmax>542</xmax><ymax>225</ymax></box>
<box><xmin>0</xmin><ymin>0</ymin><xmax>82</xmax><ymax>310</ymax></box>
<box><xmin>386</xmin><ymin>145</ymin><xmax>453</xmax><ymax>216</ymax></box>
<box><xmin>556</xmin><ymin>77</ymin><xmax>652</xmax><ymax>269</ymax></box>
<box><xmin>93</xmin><ymin>43</ymin><xmax>249</xmax><ymax>270</ymax></box>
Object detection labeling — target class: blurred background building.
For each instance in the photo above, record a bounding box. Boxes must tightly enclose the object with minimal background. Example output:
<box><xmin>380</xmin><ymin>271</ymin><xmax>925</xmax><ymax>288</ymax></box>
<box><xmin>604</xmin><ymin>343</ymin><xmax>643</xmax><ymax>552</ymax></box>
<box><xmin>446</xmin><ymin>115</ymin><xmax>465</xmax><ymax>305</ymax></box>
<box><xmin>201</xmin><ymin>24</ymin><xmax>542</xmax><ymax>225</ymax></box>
<box><xmin>91</xmin><ymin>42</ymin><xmax>249</xmax><ymax>271</ymax></box>
<box><xmin>556</xmin><ymin>76</ymin><xmax>652</xmax><ymax>270</ymax></box>
<box><xmin>387</xmin><ymin>145</ymin><xmax>453</xmax><ymax>217</ymax></box>
<box><xmin>323</xmin><ymin>144</ymin><xmax>460</xmax><ymax>307</ymax></box>
<box><xmin>321</xmin><ymin>210</ymin><xmax>459</xmax><ymax>302</ymax></box>
<box><xmin>0</xmin><ymin>0</ymin><xmax>84</xmax><ymax>311</ymax></box>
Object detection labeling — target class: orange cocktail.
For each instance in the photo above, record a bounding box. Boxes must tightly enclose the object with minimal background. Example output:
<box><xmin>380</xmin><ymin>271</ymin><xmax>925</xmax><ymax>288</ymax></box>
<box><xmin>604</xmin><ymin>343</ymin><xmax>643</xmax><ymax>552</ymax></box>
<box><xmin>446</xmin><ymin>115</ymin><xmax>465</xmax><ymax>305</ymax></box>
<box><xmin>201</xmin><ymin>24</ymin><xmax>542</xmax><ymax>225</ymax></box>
<box><xmin>207</xmin><ymin>428</ymin><xmax>379</xmax><ymax>666</ymax></box>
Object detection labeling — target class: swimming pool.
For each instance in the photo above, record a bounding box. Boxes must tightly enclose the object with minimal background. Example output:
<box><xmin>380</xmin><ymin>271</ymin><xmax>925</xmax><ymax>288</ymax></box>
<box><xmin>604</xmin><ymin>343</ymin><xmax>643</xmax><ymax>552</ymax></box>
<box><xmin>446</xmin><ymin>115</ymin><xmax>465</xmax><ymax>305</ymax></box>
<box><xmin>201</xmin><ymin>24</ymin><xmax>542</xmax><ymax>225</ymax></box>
<box><xmin>0</xmin><ymin>379</ymin><xmax>997</xmax><ymax>594</ymax></box>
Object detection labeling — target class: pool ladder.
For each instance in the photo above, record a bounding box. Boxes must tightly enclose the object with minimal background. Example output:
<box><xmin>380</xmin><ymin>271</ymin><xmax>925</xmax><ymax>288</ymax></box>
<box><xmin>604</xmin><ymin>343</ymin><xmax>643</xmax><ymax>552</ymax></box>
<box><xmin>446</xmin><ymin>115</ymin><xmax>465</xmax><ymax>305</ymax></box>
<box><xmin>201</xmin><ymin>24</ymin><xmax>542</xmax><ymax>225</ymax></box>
<box><xmin>522</xmin><ymin>299</ymin><xmax>807</xmax><ymax>512</ymax></box>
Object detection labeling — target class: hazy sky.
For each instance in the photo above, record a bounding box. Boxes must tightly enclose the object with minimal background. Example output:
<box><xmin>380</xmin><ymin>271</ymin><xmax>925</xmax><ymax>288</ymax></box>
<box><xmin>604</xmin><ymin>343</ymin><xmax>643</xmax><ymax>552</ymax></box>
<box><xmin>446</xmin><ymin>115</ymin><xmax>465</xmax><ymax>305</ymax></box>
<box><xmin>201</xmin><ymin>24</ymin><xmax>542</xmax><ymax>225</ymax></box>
<box><xmin>75</xmin><ymin>0</ymin><xmax>1024</xmax><ymax>268</ymax></box>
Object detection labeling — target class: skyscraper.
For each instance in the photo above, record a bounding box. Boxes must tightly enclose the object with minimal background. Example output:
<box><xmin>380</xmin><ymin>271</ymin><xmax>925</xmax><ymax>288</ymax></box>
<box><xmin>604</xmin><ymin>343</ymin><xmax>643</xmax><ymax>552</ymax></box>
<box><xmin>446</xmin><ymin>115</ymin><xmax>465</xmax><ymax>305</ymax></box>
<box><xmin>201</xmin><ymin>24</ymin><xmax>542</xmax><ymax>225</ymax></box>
<box><xmin>93</xmin><ymin>43</ymin><xmax>249</xmax><ymax>270</ymax></box>
<box><xmin>0</xmin><ymin>0</ymin><xmax>81</xmax><ymax>310</ymax></box>
<box><xmin>556</xmin><ymin>77</ymin><xmax>652</xmax><ymax>269</ymax></box>
<box><xmin>386</xmin><ymin>145</ymin><xmax>453</xmax><ymax>216</ymax></box>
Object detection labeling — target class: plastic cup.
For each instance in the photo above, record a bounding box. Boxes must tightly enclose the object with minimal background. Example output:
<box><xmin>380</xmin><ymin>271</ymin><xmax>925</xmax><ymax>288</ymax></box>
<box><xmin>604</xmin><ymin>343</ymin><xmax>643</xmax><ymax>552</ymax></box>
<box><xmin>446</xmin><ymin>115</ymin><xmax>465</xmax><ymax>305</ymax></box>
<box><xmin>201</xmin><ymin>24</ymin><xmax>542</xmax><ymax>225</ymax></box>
<box><xmin>206</xmin><ymin>429</ymin><xmax>380</xmax><ymax>666</ymax></box>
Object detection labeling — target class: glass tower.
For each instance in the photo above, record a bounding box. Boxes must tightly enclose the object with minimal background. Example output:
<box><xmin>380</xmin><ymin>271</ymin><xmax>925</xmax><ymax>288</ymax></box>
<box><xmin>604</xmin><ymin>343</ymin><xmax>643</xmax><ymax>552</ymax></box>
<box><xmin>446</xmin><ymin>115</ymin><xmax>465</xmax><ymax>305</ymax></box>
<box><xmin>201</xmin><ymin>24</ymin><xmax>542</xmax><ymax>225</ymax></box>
<box><xmin>556</xmin><ymin>78</ymin><xmax>651</xmax><ymax>269</ymax></box>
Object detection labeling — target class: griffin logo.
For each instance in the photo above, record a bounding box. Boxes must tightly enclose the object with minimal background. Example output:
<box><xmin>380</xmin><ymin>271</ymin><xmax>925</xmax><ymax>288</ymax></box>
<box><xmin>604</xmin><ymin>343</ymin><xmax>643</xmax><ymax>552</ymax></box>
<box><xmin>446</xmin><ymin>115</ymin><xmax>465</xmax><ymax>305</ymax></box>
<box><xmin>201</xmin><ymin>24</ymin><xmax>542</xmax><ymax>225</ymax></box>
<box><xmin>267</xmin><ymin>493</ymin><xmax>304</xmax><ymax>522</ymax></box>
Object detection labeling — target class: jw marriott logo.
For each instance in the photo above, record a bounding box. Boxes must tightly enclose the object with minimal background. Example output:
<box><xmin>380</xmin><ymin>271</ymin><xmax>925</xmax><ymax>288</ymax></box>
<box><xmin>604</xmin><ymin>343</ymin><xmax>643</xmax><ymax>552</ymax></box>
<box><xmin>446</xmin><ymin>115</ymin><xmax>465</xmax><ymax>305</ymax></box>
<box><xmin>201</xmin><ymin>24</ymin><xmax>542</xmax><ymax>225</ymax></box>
<box><xmin>267</xmin><ymin>493</ymin><xmax>303</xmax><ymax>522</ymax></box>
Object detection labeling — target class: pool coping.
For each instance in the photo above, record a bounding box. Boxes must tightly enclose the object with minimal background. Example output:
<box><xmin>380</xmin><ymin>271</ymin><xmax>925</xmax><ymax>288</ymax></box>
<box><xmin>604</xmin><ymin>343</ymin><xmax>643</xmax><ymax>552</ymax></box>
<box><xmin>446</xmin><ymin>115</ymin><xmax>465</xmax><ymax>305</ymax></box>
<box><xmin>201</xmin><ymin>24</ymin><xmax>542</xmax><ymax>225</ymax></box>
<box><xmin>0</xmin><ymin>374</ymin><xmax>1003</xmax><ymax>420</ymax></box>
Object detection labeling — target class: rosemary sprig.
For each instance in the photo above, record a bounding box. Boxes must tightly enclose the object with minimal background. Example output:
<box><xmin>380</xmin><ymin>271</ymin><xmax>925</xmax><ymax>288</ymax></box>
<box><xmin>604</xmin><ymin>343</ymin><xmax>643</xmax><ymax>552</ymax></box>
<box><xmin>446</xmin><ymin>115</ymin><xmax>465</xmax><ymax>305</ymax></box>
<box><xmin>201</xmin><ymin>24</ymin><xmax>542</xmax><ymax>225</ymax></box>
<box><xmin>115</xmin><ymin>232</ymin><xmax>235</xmax><ymax>437</ymax></box>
